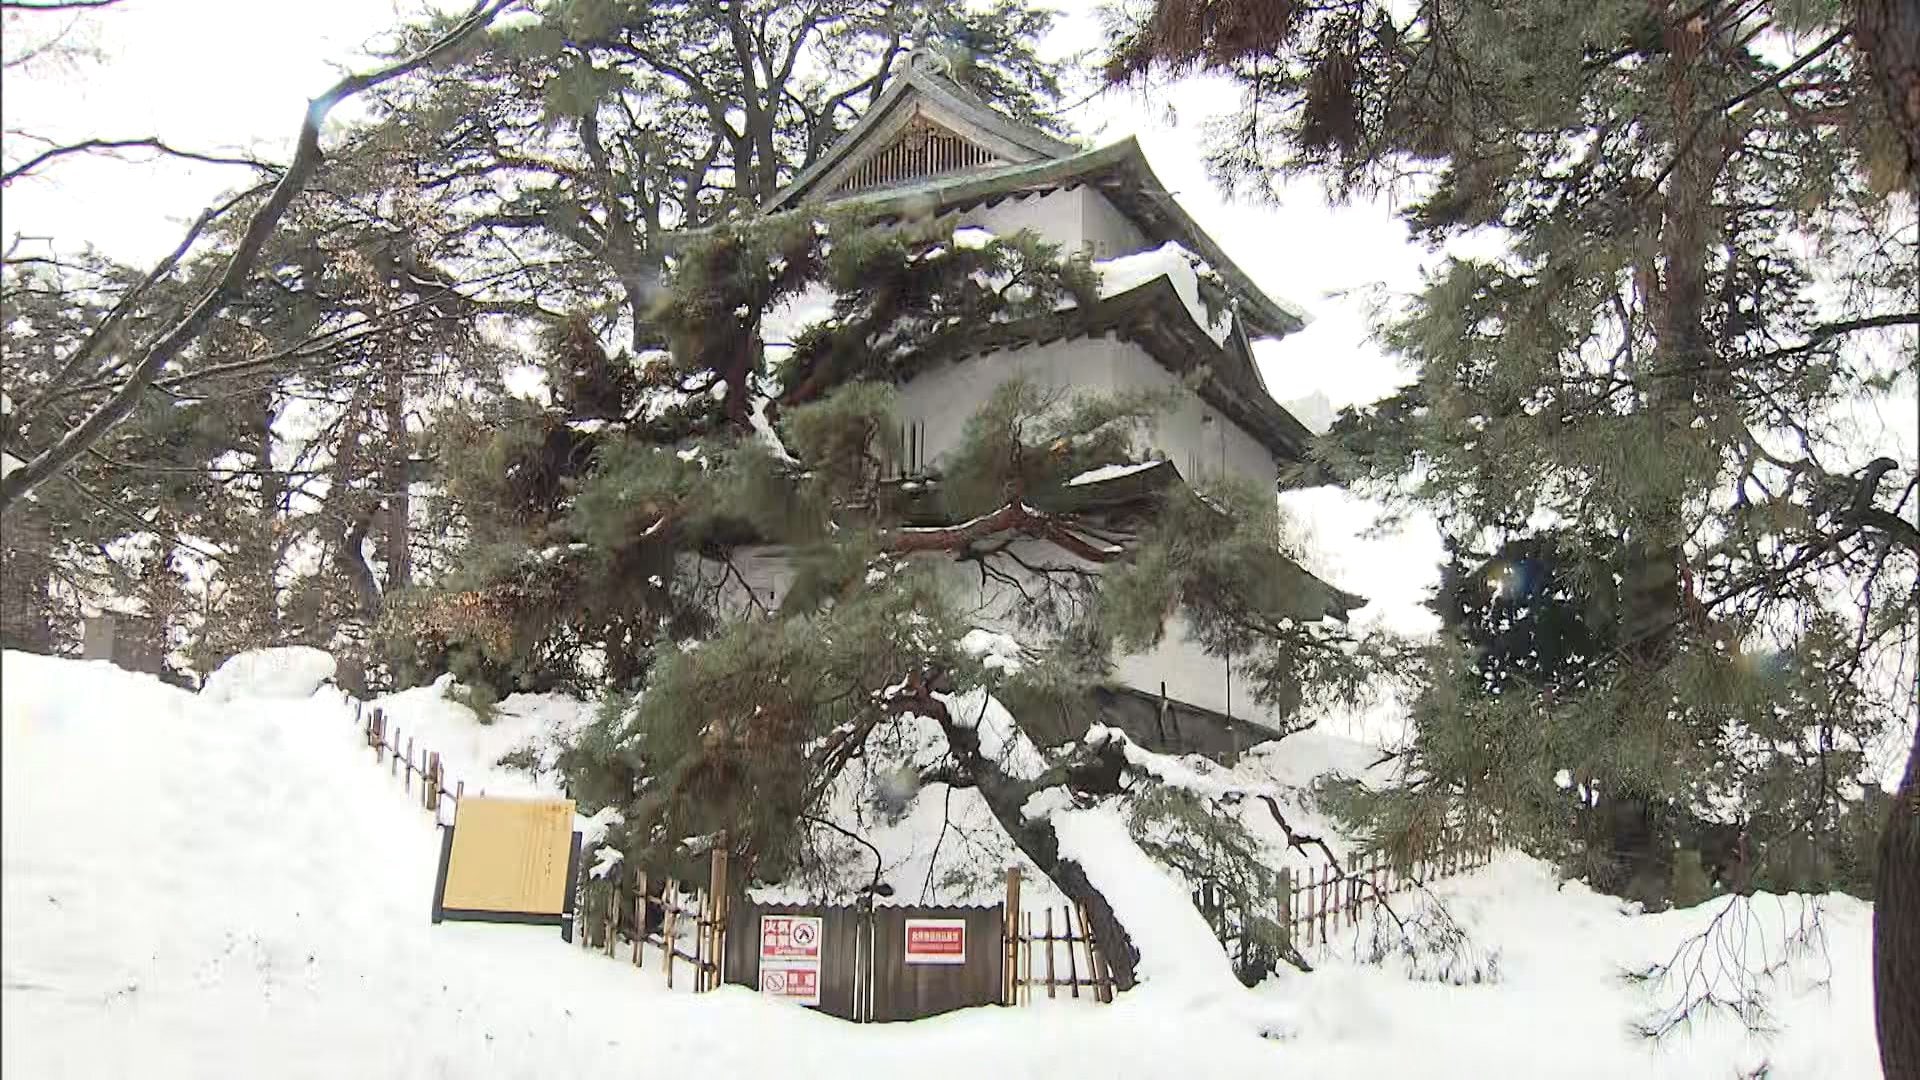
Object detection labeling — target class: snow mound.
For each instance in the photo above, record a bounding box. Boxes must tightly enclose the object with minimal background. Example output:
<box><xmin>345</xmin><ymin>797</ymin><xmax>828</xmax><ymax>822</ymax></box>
<box><xmin>1053</xmin><ymin>806</ymin><xmax>1241</xmax><ymax>1002</ymax></box>
<box><xmin>366</xmin><ymin>675</ymin><xmax>591</xmax><ymax>802</ymax></box>
<box><xmin>1</xmin><ymin>651</ymin><xmax>1881</xmax><ymax>1078</ymax></box>
<box><xmin>960</xmin><ymin>628</ymin><xmax>1024</xmax><ymax>673</ymax></box>
<box><xmin>200</xmin><ymin>646</ymin><xmax>337</xmax><ymax>702</ymax></box>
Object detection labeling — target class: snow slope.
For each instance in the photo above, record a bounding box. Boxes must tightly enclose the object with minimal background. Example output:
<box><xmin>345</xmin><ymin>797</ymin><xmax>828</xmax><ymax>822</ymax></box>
<box><xmin>1</xmin><ymin>652</ymin><xmax>1883</xmax><ymax>1078</ymax></box>
<box><xmin>362</xmin><ymin>673</ymin><xmax>590</xmax><ymax>801</ymax></box>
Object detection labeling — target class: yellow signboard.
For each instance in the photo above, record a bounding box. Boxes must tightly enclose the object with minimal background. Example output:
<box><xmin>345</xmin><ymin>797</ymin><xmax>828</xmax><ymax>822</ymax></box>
<box><xmin>437</xmin><ymin>796</ymin><xmax>577</xmax><ymax>919</ymax></box>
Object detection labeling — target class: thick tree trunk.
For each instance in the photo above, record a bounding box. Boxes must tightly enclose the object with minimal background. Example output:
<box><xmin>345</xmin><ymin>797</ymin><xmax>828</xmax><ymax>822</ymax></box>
<box><xmin>337</xmin><ymin>511</ymin><xmax>382</xmax><ymax>617</ymax></box>
<box><xmin>1862</xmin><ymin>6</ymin><xmax>1920</xmax><ymax>1072</ymax></box>
<box><xmin>381</xmin><ymin>363</ymin><xmax>412</xmax><ymax>594</ymax></box>
<box><xmin>0</xmin><ymin>502</ymin><xmax>55</xmax><ymax>653</ymax></box>
<box><xmin>1876</xmin><ymin>723</ymin><xmax>1920</xmax><ymax>1080</ymax></box>
<box><xmin>1858</xmin><ymin>0</ymin><xmax>1920</xmax><ymax>190</ymax></box>
<box><xmin>920</xmin><ymin>687</ymin><xmax>1142</xmax><ymax>989</ymax></box>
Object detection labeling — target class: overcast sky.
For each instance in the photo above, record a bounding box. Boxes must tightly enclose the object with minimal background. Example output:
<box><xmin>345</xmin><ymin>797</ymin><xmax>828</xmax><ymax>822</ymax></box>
<box><xmin>0</xmin><ymin>0</ymin><xmax>1468</xmax><ymax>661</ymax></box>
<box><xmin>0</xmin><ymin>0</ymin><xmax>1436</xmax><ymax>405</ymax></box>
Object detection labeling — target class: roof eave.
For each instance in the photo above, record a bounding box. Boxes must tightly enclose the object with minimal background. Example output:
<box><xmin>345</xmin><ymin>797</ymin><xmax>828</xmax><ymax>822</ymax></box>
<box><xmin>918</xmin><ymin>277</ymin><xmax>1318</xmax><ymax>466</ymax></box>
<box><xmin>781</xmin><ymin>138</ymin><xmax>1312</xmax><ymax>340</ymax></box>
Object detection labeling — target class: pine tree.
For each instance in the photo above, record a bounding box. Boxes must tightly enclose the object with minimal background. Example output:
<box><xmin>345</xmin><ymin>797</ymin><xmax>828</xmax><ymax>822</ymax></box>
<box><xmin>357</xmin><ymin>0</ymin><xmax>1069</xmax><ymax>353</ymax></box>
<box><xmin>1111</xmin><ymin>0</ymin><xmax>1916</xmax><ymax>906</ymax></box>
<box><xmin>421</xmin><ymin>210</ymin><xmax>1395</xmax><ymax>986</ymax></box>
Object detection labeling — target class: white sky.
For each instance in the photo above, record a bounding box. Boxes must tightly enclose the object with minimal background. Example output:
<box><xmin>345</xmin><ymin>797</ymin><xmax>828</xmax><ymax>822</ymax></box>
<box><xmin>0</xmin><ymin>0</ymin><xmax>1432</xmax><ymax>408</ymax></box>
<box><xmin>0</xmin><ymin>0</ymin><xmax>1485</xmax><ymax>653</ymax></box>
<box><xmin>9</xmin><ymin>0</ymin><xmax>1916</xmax><ymax>768</ymax></box>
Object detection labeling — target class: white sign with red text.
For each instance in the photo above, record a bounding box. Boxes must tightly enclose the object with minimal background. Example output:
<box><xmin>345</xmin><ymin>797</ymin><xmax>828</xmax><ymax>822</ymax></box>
<box><xmin>903</xmin><ymin>918</ymin><xmax>967</xmax><ymax>965</ymax></box>
<box><xmin>758</xmin><ymin>915</ymin><xmax>823</xmax><ymax>1006</ymax></box>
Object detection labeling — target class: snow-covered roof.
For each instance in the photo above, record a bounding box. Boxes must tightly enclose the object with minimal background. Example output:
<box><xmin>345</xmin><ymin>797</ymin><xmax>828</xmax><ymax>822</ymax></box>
<box><xmin>759</xmin><ymin>138</ymin><xmax>1309</xmax><ymax>343</ymax></box>
<box><xmin>751</xmin><ymin>60</ymin><xmax>1307</xmax><ymax>344</ymax></box>
<box><xmin>940</xmin><ymin>275</ymin><xmax>1318</xmax><ymax>466</ymax></box>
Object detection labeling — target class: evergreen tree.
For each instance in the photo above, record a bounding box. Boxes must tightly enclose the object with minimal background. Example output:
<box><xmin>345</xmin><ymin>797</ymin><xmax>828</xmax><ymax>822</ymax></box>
<box><xmin>1111</xmin><ymin>0</ymin><xmax>1916</xmax><ymax>905</ymax></box>
<box><xmin>357</xmin><ymin>0</ymin><xmax>1069</xmax><ymax>358</ymax></box>
<box><xmin>420</xmin><ymin>209</ymin><xmax>1393</xmax><ymax>984</ymax></box>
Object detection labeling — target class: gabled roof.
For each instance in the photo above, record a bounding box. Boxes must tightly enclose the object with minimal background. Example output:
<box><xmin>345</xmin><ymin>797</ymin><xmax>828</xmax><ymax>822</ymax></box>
<box><xmin>763</xmin><ymin>60</ymin><xmax>1077</xmax><ymax>213</ymax></box>
<box><xmin>752</xmin><ymin>59</ymin><xmax>1309</xmax><ymax>342</ymax></box>
<box><xmin>763</xmin><ymin>138</ymin><xmax>1309</xmax><ymax>343</ymax></box>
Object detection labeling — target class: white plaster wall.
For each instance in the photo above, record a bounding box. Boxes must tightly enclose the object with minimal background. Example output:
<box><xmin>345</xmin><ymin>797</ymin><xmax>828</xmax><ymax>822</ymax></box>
<box><xmin>688</xmin><ymin>546</ymin><xmax>795</xmax><ymax>623</ymax></box>
<box><xmin>1075</xmin><ymin>187</ymin><xmax>1149</xmax><ymax>260</ymax></box>
<box><xmin>704</xmin><ymin>539</ymin><xmax>1281</xmax><ymax>729</ymax></box>
<box><xmin>962</xmin><ymin>189</ymin><xmax>1082</xmax><ymax>252</ymax></box>
<box><xmin>929</xmin><ymin>540</ymin><xmax>1281</xmax><ymax>729</ymax></box>
<box><xmin>1112</xmin><ymin>614</ymin><xmax>1277</xmax><ymax>727</ymax></box>
<box><xmin>894</xmin><ymin>334</ymin><xmax>1278</xmax><ymax>491</ymax></box>
<box><xmin>961</xmin><ymin>187</ymin><xmax>1148</xmax><ymax>260</ymax></box>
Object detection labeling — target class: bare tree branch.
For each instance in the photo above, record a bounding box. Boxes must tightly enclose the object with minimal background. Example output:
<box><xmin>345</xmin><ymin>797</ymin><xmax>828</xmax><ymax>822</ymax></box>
<box><xmin>2</xmin><ymin>135</ymin><xmax>280</xmax><ymax>185</ymax></box>
<box><xmin>0</xmin><ymin>0</ymin><xmax>515</xmax><ymax>512</ymax></box>
<box><xmin>0</xmin><ymin>0</ymin><xmax>126</xmax><ymax>10</ymax></box>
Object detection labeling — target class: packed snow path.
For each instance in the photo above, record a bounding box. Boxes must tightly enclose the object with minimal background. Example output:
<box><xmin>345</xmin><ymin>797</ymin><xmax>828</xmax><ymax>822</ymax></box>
<box><xmin>2</xmin><ymin>653</ymin><xmax>1882</xmax><ymax>1078</ymax></box>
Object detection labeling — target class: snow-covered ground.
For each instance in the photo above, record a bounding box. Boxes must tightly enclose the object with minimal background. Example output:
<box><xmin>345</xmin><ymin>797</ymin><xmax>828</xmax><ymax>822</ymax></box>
<box><xmin>2</xmin><ymin>651</ymin><xmax>1882</xmax><ymax>1078</ymax></box>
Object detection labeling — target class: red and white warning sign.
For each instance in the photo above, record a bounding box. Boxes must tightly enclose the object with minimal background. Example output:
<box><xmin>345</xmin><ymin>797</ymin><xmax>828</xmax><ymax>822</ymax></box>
<box><xmin>759</xmin><ymin>915</ymin><xmax>823</xmax><ymax>1006</ymax></box>
<box><xmin>758</xmin><ymin>962</ymin><xmax>820</xmax><ymax>1006</ymax></box>
<box><xmin>903</xmin><ymin>918</ymin><xmax>967</xmax><ymax>965</ymax></box>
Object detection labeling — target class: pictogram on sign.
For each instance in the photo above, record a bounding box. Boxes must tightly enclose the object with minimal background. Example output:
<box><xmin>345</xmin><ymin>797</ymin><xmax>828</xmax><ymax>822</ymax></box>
<box><xmin>759</xmin><ymin>915</ymin><xmax>824</xmax><ymax>1006</ymax></box>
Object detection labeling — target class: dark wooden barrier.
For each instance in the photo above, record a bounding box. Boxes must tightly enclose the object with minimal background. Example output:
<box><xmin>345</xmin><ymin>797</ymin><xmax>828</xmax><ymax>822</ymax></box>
<box><xmin>725</xmin><ymin>902</ymin><xmax>1009</xmax><ymax>1022</ymax></box>
<box><xmin>866</xmin><ymin>905</ymin><xmax>1004</xmax><ymax>1022</ymax></box>
<box><xmin>724</xmin><ymin>903</ymin><xmax>867</xmax><ymax>1022</ymax></box>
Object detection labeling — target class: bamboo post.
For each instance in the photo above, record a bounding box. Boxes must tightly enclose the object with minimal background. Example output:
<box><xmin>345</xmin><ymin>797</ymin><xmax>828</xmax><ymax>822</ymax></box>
<box><xmin>425</xmin><ymin>752</ymin><xmax>441</xmax><ymax>812</ymax></box>
<box><xmin>698</xmin><ymin>887</ymin><xmax>714</xmax><ymax>991</ymax></box>
<box><xmin>1318</xmin><ymin>866</ymin><xmax>1330</xmax><ymax>945</ymax></box>
<box><xmin>1004</xmin><ymin>868</ymin><xmax>1022</xmax><ymax>1005</ymax></box>
<box><xmin>662</xmin><ymin>879</ymin><xmax>680</xmax><ymax>989</ymax></box>
<box><xmin>1353</xmin><ymin>856</ymin><xmax>1362</xmax><ymax>924</ymax></box>
<box><xmin>606</xmin><ymin>885</ymin><xmax>619</xmax><ymax>958</ymax></box>
<box><xmin>1071</xmin><ymin>900</ymin><xmax>1090</xmax><ymax>1002</ymax></box>
<box><xmin>1021</xmin><ymin>911</ymin><xmax>1032</xmax><ymax>1005</ymax></box>
<box><xmin>391</xmin><ymin>725</ymin><xmax>401</xmax><ymax>776</ymax></box>
<box><xmin>371</xmin><ymin>709</ymin><xmax>385</xmax><ymax>760</ymax></box>
<box><xmin>1078</xmin><ymin>900</ymin><xmax>1111</xmax><ymax>1004</ymax></box>
<box><xmin>1278</xmin><ymin>867</ymin><xmax>1293</xmax><ymax>948</ymax></box>
<box><xmin>634</xmin><ymin>873</ymin><xmax>648</xmax><ymax>967</ymax></box>
<box><xmin>1044</xmin><ymin>908</ymin><xmax>1057</xmax><ymax>999</ymax></box>
<box><xmin>405</xmin><ymin>737</ymin><xmax>415</xmax><ymax>793</ymax></box>
<box><xmin>1064</xmin><ymin>905</ymin><xmax>1081</xmax><ymax>998</ymax></box>
<box><xmin>708</xmin><ymin>833</ymin><xmax>729</xmax><ymax>990</ymax></box>
<box><xmin>1300</xmin><ymin>866</ymin><xmax>1312</xmax><ymax>945</ymax></box>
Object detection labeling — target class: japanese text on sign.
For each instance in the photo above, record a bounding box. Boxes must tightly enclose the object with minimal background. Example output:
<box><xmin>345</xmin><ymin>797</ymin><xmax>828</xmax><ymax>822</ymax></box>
<box><xmin>903</xmin><ymin>918</ymin><xmax>967</xmax><ymax>965</ymax></box>
<box><xmin>759</xmin><ymin>915</ymin><xmax>824</xmax><ymax>1006</ymax></box>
